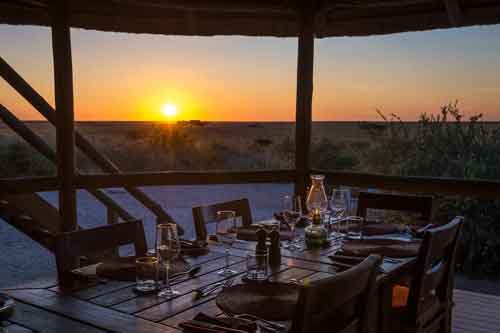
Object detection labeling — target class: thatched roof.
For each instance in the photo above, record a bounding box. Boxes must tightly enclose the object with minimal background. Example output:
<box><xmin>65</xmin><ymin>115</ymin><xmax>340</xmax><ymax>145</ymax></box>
<box><xmin>1</xmin><ymin>0</ymin><xmax>500</xmax><ymax>37</ymax></box>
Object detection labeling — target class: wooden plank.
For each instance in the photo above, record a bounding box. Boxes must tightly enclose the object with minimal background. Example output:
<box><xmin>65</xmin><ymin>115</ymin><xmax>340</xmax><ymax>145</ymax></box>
<box><xmin>113</xmin><ymin>259</ymin><xmax>247</xmax><ymax>314</ymax></box>
<box><xmin>8</xmin><ymin>301</ymin><xmax>106</xmax><ymax>333</ymax></box>
<box><xmin>1</xmin><ymin>323</ymin><xmax>33</xmax><ymax>332</ymax></box>
<box><xmin>136</xmin><ymin>275</ymin><xmax>245</xmax><ymax>322</ymax></box>
<box><xmin>137</xmin><ymin>291</ymin><xmax>218</xmax><ymax>322</ymax></box>
<box><xmin>90</xmin><ymin>255</ymin><xmax>236</xmax><ymax>307</ymax></box>
<box><xmin>64</xmin><ymin>280</ymin><xmax>135</xmax><ymax>301</ymax></box>
<box><xmin>315</xmin><ymin>169</ymin><xmax>500</xmax><ymax>199</ymax></box>
<box><xmin>50</xmin><ymin>0</ymin><xmax>77</xmax><ymax>232</ymax></box>
<box><xmin>5</xmin><ymin>289</ymin><xmax>176</xmax><ymax>333</ymax></box>
<box><xmin>454</xmin><ymin>289</ymin><xmax>500</xmax><ymax>303</ymax></box>
<box><xmin>161</xmin><ymin>299</ymin><xmax>222</xmax><ymax>328</ymax></box>
<box><xmin>0</xmin><ymin>177</ymin><xmax>58</xmax><ymax>194</ymax></box>
<box><xmin>294</xmin><ymin>10</ymin><xmax>314</xmax><ymax>199</ymax></box>
<box><xmin>75</xmin><ymin>170</ymin><xmax>296</xmax><ymax>188</ymax></box>
<box><xmin>209</xmin><ymin>244</ymin><xmax>249</xmax><ymax>258</ymax></box>
<box><xmin>269</xmin><ymin>267</ymin><xmax>315</xmax><ymax>283</ymax></box>
<box><xmin>282</xmin><ymin>256</ymin><xmax>338</xmax><ymax>274</ymax></box>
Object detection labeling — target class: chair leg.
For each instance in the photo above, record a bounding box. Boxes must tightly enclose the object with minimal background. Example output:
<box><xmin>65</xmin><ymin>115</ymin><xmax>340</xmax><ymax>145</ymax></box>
<box><xmin>440</xmin><ymin>309</ymin><xmax>451</xmax><ymax>333</ymax></box>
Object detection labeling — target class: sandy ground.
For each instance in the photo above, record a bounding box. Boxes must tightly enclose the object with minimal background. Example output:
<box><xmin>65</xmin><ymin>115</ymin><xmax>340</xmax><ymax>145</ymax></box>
<box><xmin>1</xmin><ymin>183</ymin><xmax>498</xmax><ymax>295</ymax></box>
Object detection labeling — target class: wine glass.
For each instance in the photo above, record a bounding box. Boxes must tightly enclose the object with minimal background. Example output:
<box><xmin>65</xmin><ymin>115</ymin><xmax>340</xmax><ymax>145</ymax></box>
<box><xmin>156</xmin><ymin>223</ymin><xmax>180</xmax><ymax>297</ymax></box>
<box><xmin>283</xmin><ymin>194</ymin><xmax>302</xmax><ymax>251</ymax></box>
<box><xmin>216</xmin><ymin>210</ymin><xmax>238</xmax><ymax>276</ymax></box>
<box><xmin>330</xmin><ymin>189</ymin><xmax>350</xmax><ymax>237</ymax></box>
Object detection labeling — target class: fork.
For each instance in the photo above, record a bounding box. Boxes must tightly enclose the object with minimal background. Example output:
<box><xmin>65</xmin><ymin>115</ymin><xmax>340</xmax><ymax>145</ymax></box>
<box><xmin>235</xmin><ymin>314</ymin><xmax>286</xmax><ymax>331</ymax></box>
<box><xmin>194</xmin><ymin>278</ymin><xmax>234</xmax><ymax>299</ymax></box>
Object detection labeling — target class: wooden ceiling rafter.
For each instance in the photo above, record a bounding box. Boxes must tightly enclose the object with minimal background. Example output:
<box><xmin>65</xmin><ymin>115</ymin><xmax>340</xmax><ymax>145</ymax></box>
<box><xmin>0</xmin><ymin>0</ymin><xmax>499</xmax><ymax>37</ymax></box>
<box><xmin>444</xmin><ymin>0</ymin><xmax>464</xmax><ymax>26</ymax></box>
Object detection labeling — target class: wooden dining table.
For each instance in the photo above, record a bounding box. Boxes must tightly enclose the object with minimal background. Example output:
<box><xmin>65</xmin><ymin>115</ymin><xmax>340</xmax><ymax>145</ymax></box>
<box><xmin>1</xmin><ymin>231</ymin><xmax>417</xmax><ymax>333</ymax></box>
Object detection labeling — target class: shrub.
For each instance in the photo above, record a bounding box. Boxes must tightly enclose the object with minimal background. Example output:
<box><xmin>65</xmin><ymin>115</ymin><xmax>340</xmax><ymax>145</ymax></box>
<box><xmin>363</xmin><ymin>102</ymin><xmax>500</xmax><ymax>278</ymax></box>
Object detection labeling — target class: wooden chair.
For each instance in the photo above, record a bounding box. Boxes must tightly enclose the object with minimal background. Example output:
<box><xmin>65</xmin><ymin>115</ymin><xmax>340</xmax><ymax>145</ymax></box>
<box><xmin>192</xmin><ymin>198</ymin><xmax>252</xmax><ymax>241</ymax></box>
<box><xmin>54</xmin><ymin>220</ymin><xmax>147</xmax><ymax>288</ymax></box>
<box><xmin>390</xmin><ymin>216</ymin><xmax>464</xmax><ymax>333</ymax></box>
<box><xmin>291</xmin><ymin>255</ymin><xmax>381</xmax><ymax>333</ymax></box>
<box><xmin>356</xmin><ymin>192</ymin><xmax>434</xmax><ymax>222</ymax></box>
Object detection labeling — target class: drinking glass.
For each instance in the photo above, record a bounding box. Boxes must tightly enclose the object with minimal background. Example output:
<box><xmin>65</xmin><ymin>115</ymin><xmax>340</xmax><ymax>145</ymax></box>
<box><xmin>156</xmin><ymin>223</ymin><xmax>180</xmax><ymax>297</ymax></box>
<box><xmin>246</xmin><ymin>251</ymin><xmax>268</xmax><ymax>281</ymax></box>
<box><xmin>136</xmin><ymin>257</ymin><xmax>158</xmax><ymax>292</ymax></box>
<box><xmin>216</xmin><ymin>210</ymin><xmax>238</xmax><ymax>276</ymax></box>
<box><xmin>346</xmin><ymin>216</ymin><xmax>364</xmax><ymax>240</ymax></box>
<box><xmin>330</xmin><ymin>189</ymin><xmax>350</xmax><ymax>236</ymax></box>
<box><xmin>283</xmin><ymin>194</ymin><xmax>302</xmax><ymax>251</ymax></box>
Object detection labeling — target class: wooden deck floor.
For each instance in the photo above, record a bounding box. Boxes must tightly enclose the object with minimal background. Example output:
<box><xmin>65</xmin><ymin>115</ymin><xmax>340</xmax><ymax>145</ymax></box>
<box><xmin>453</xmin><ymin>289</ymin><xmax>500</xmax><ymax>333</ymax></box>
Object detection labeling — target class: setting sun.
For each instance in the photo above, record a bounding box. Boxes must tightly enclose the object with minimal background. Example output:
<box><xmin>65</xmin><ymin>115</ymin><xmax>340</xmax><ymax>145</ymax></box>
<box><xmin>161</xmin><ymin>103</ymin><xmax>178</xmax><ymax>120</ymax></box>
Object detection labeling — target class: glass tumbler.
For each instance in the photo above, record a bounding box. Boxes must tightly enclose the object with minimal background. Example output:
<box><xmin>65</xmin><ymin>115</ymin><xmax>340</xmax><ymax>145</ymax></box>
<box><xmin>136</xmin><ymin>257</ymin><xmax>158</xmax><ymax>292</ymax></box>
<box><xmin>246</xmin><ymin>252</ymin><xmax>268</xmax><ymax>281</ymax></box>
<box><xmin>346</xmin><ymin>216</ymin><xmax>365</xmax><ymax>240</ymax></box>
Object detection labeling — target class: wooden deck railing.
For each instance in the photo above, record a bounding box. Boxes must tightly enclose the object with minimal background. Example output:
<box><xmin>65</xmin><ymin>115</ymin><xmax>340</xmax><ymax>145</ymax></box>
<box><xmin>2</xmin><ymin>170</ymin><xmax>500</xmax><ymax>199</ymax></box>
<box><xmin>314</xmin><ymin>169</ymin><xmax>500</xmax><ymax>199</ymax></box>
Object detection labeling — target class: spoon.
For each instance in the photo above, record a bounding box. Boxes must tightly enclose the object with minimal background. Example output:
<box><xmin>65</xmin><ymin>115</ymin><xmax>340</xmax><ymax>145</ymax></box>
<box><xmin>170</xmin><ymin>265</ymin><xmax>201</xmax><ymax>280</ymax></box>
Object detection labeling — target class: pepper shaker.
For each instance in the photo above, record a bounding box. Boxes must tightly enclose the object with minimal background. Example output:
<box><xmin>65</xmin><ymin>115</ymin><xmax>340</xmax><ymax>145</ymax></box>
<box><xmin>268</xmin><ymin>226</ymin><xmax>281</xmax><ymax>268</ymax></box>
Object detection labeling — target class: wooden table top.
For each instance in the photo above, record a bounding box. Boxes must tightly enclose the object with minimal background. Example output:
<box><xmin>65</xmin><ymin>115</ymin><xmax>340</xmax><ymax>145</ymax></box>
<box><xmin>1</xmin><ymin>239</ymin><xmax>416</xmax><ymax>333</ymax></box>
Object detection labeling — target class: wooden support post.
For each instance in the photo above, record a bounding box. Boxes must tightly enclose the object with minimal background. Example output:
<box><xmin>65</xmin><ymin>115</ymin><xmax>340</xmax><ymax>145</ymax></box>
<box><xmin>50</xmin><ymin>0</ymin><xmax>77</xmax><ymax>232</ymax></box>
<box><xmin>295</xmin><ymin>10</ymin><xmax>315</xmax><ymax>201</ymax></box>
<box><xmin>443</xmin><ymin>0</ymin><xmax>463</xmax><ymax>26</ymax></box>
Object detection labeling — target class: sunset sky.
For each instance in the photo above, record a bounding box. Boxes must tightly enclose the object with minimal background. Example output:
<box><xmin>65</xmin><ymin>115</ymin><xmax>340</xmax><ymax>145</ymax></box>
<box><xmin>1</xmin><ymin>24</ymin><xmax>500</xmax><ymax>121</ymax></box>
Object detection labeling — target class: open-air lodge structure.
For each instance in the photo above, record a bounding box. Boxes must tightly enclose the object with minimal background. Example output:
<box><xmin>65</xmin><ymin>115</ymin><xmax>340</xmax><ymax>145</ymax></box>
<box><xmin>1</xmin><ymin>1</ymin><xmax>500</xmax><ymax>332</ymax></box>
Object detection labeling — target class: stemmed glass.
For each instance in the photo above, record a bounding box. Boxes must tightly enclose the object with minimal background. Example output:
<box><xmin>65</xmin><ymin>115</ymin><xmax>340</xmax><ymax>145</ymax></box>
<box><xmin>330</xmin><ymin>189</ymin><xmax>350</xmax><ymax>237</ymax></box>
<box><xmin>283</xmin><ymin>195</ymin><xmax>302</xmax><ymax>251</ymax></box>
<box><xmin>157</xmin><ymin>223</ymin><xmax>180</xmax><ymax>297</ymax></box>
<box><xmin>216</xmin><ymin>210</ymin><xmax>238</xmax><ymax>276</ymax></box>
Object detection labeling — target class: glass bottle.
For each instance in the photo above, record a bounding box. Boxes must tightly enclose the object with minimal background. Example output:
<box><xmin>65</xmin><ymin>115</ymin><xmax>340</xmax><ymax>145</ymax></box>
<box><xmin>305</xmin><ymin>210</ymin><xmax>328</xmax><ymax>248</ymax></box>
<box><xmin>306</xmin><ymin>174</ymin><xmax>328</xmax><ymax>215</ymax></box>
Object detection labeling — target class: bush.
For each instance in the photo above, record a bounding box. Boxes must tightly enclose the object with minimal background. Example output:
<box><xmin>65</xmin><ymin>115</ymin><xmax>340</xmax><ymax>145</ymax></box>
<box><xmin>0</xmin><ymin>139</ymin><xmax>54</xmax><ymax>177</ymax></box>
<box><xmin>363</xmin><ymin>102</ymin><xmax>500</xmax><ymax>278</ymax></box>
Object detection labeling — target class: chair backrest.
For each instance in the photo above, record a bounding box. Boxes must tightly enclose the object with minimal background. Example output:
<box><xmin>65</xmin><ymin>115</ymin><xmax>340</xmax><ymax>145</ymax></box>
<box><xmin>192</xmin><ymin>198</ymin><xmax>252</xmax><ymax>241</ymax></box>
<box><xmin>291</xmin><ymin>255</ymin><xmax>381</xmax><ymax>333</ymax></box>
<box><xmin>406</xmin><ymin>216</ymin><xmax>464</xmax><ymax>324</ymax></box>
<box><xmin>55</xmin><ymin>220</ymin><xmax>147</xmax><ymax>287</ymax></box>
<box><xmin>356</xmin><ymin>191</ymin><xmax>434</xmax><ymax>222</ymax></box>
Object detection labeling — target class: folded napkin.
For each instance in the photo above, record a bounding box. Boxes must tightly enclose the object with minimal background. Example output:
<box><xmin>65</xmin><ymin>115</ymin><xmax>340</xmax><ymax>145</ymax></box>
<box><xmin>96</xmin><ymin>255</ymin><xmax>190</xmax><ymax>281</ymax></box>
<box><xmin>338</xmin><ymin>239</ymin><xmax>420</xmax><ymax>258</ymax></box>
<box><xmin>180</xmin><ymin>239</ymin><xmax>209</xmax><ymax>256</ymax></box>
<box><xmin>362</xmin><ymin>223</ymin><xmax>399</xmax><ymax>236</ymax></box>
<box><xmin>180</xmin><ymin>312</ymin><xmax>256</xmax><ymax>333</ymax></box>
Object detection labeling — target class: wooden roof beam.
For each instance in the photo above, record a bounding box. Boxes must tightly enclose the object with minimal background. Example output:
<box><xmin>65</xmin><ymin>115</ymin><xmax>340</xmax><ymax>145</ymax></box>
<box><xmin>106</xmin><ymin>0</ymin><xmax>298</xmax><ymax>14</ymax></box>
<box><xmin>443</xmin><ymin>0</ymin><xmax>463</xmax><ymax>26</ymax></box>
<box><xmin>50</xmin><ymin>0</ymin><xmax>77</xmax><ymax>233</ymax></box>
